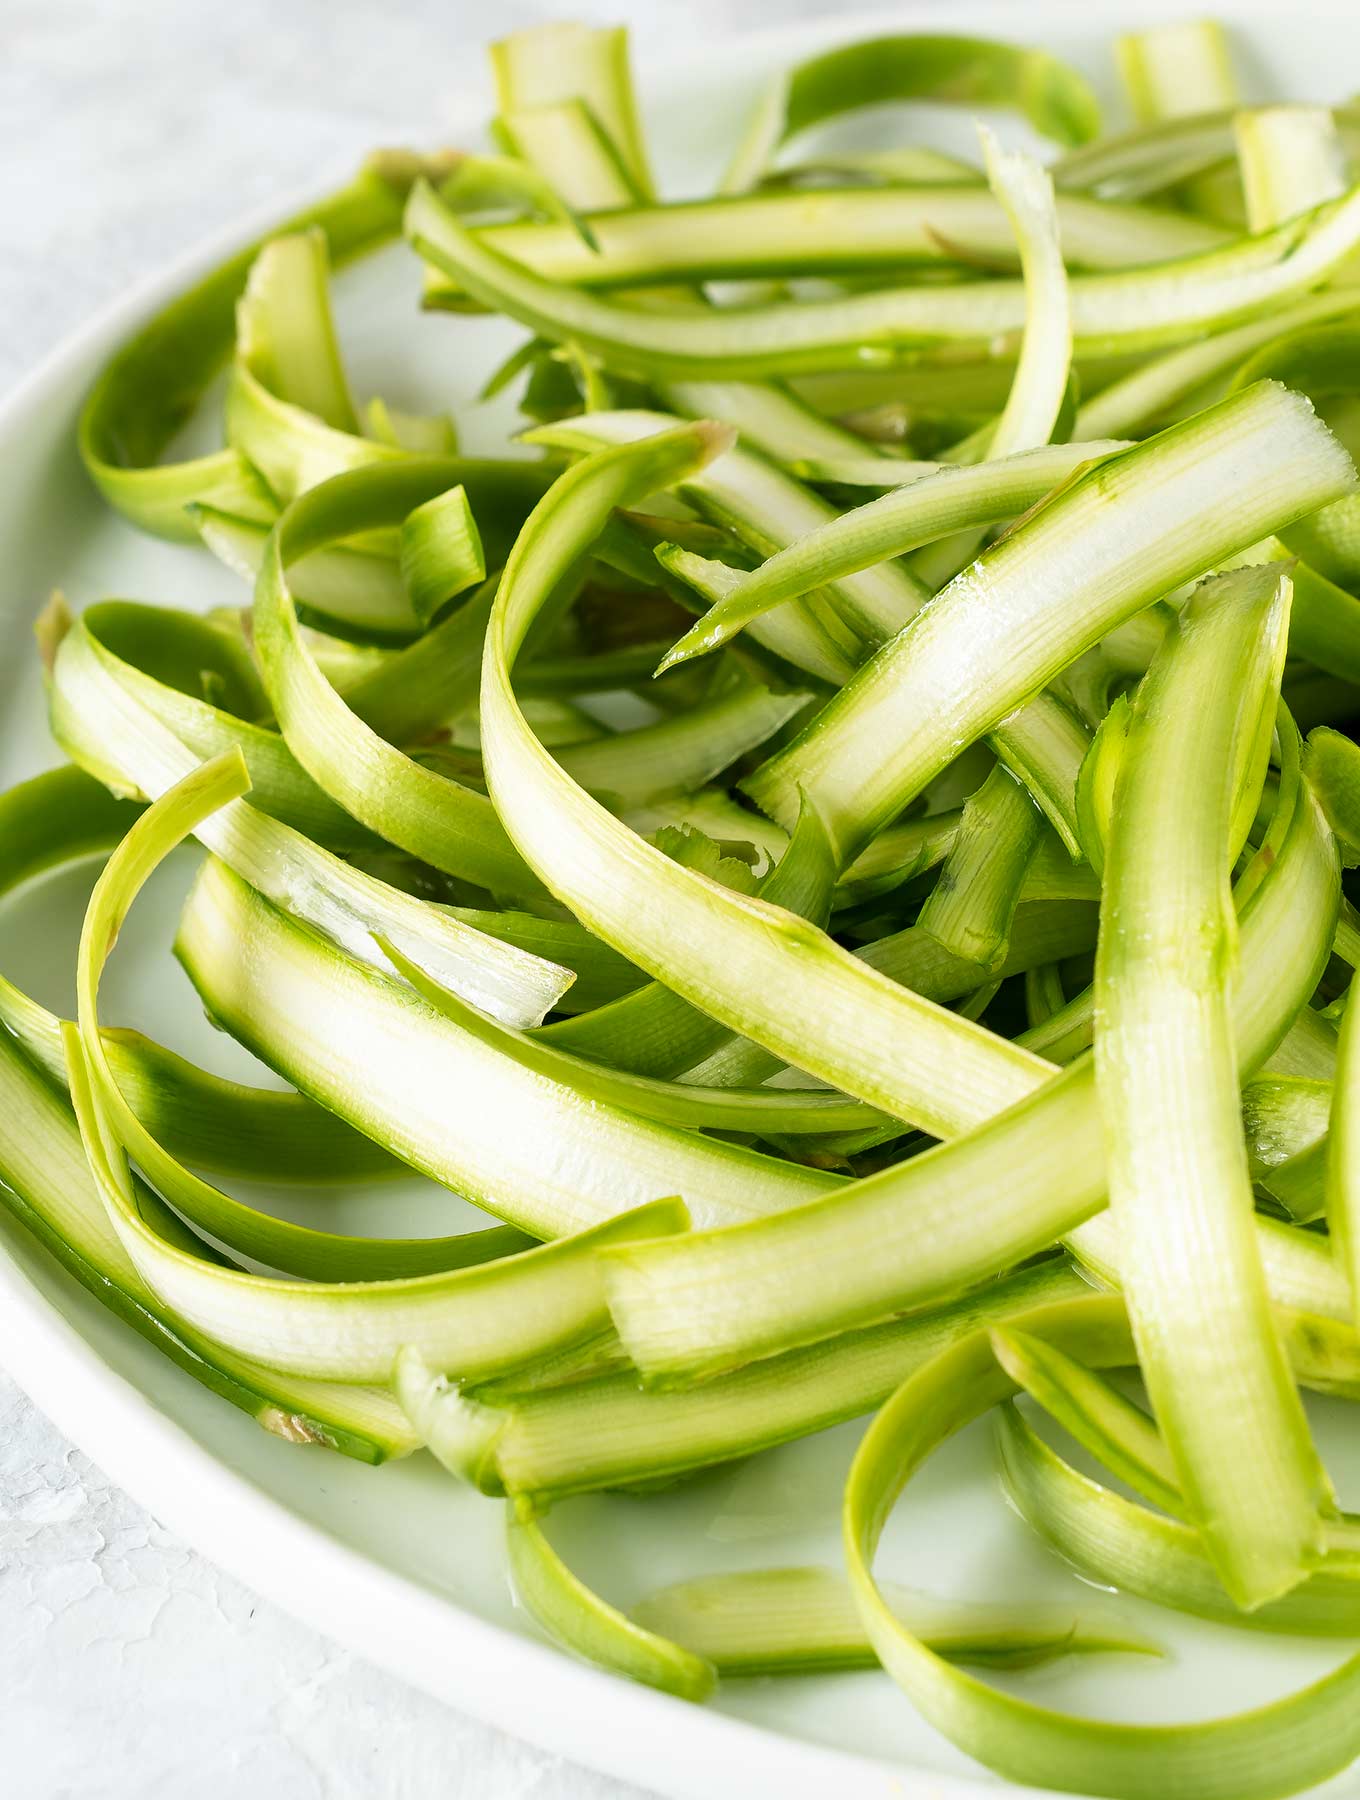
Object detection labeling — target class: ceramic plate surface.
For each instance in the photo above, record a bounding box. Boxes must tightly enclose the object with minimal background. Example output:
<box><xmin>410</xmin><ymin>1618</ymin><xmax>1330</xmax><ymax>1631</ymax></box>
<box><xmin>2</xmin><ymin>5</ymin><xmax>1358</xmax><ymax>1796</ymax></box>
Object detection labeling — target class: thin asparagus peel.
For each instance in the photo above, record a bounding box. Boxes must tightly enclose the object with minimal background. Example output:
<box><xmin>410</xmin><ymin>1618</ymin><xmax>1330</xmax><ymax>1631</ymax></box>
<box><xmin>418</xmin><ymin>185</ymin><xmax>1230</xmax><ymax>298</ymax></box>
<box><xmin>842</xmin><ymin>1315</ymin><xmax>1360</xmax><ymax>1800</ymax></box>
<box><xmin>1328</xmin><ymin>984</ymin><xmax>1360</xmax><ymax>1317</ymax></box>
<box><xmin>0</xmin><ymin>761</ymin><xmax>405</xmax><ymax>1188</ymax></box>
<box><xmin>631</xmin><ymin>1566</ymin><xmax>1158</xmax><ymax>1676</ymax></box>
<box><xmin>1118</xmin><ymin>20</ymin><xmax>1239</xmax><ymax>129</ymax></box>
<box><xmin>743</xmin><ymin>384</ymin><xmax>1355</xmax><ymax>859</ymax></box>
<box><xmin>0</xmin><ymin>1013</ymin><xmax>418</xmax><ymax>1462</ymax></box>
<box><xmin>720</xmin><ymin>33</ymin><xmax>1101</xmax><ymax>193</ymax></box>
<box><xmin>655</xmin><ymin>441</ymin><xmax>1126</xmax><ymax>671</ymax></box>
<box><xmin>1093</xmin><ymin>565</ymin><xmax>1329</xmax><ymax>1607</ymax></box>
<box><xmin>79</xmin><ymin>155</ymin><xmax>454</xmax><ymax>538</ymax></box>
<box><xmin>599</xmin><ymin>701</ymin><xmax>1339</xmax><ymax>1386</ymax></box>
<box><xmin>997</xmin><ymin>1405</ymin><xmax>1360</xmax><ymax>1639</ymax></box>
<box><xmin>1236</xmin><ymin>106</ymin><xmax>1348</xmax><ymax>233</ymax></box>
<box><xmin>507</xmin><ymin>1510</ymin><xmax>717</xmax><ymax>1702</ymax></box>
<box><xmin>49</xmin><ymin>597</ymin><xmax>571</xmax><ymax>1026</ymax></box>
<box><xmin>478</xmin><ymin>423</ymin><xmax>1056</xmax><ymax>1140</ymax></box>
<box><xmin>70</xmin><ymin>750</ymin><xmax>748</xmax><ymax>1381</ymax></box>
<box><xmin>915</xmin><ymin>766</ymin><xmax>1041</xmax><ymax>975</ymax></box>
<box><xmin>405</xmin><ymin>177</ymin><xmax>1360</xmax><ymax>380</ymax></box>
<box><xmin>175</xmin><ymin>855</ymin><xmax>838</xmax><ymax>1238</ymax></box>
<box><xmin>528</xmin><ymin>407</ymin><xmax>923</xmax><ymax>666</ymax></box>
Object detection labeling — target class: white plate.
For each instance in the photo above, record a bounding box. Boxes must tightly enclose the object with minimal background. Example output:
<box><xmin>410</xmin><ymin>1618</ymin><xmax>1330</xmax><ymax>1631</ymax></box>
<box><xmin>2</xmin><ymin>6</ymin><xmax>1358</xmax><ymax>1797</ymax></box>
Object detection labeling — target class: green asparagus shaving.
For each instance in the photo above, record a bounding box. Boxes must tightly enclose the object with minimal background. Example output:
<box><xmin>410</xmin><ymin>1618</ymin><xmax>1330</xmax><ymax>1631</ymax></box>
<box><xmin>843</xmin><ymin>1308</ymin><xmax>1360</xmax><ymax>1800</ymax></box>
<box><xmin>1116</xmin><ymin>9</ymin><xmax>1243</xmax><ymax>224</ymax></box>
<box><xmin>991</xmin><ymin>1327</ymin><xmax>1183</xmax><ymax>1517</ymax></box>
<box><xmin>1232</xmin><ymin>325</ymin><xmax>1360</xmax><ymax>587</ymax></box>
<box><xmin>250</xmin><ymin>462</ymin><xmax>558</xmax><ymax>897</ymax></box>
<box><xmin>997</xmin><ymin>1320</ymin><xmax>1360</xmax><ymax>1571</ymax></box>
<box><xmin>1236</xmin><ymin>106</ymin><xmax>1348</xmax><ymax>233</ymax></box>
<box><xmin>1336</xmin><ymin>903</ymin><xmax>1360</xmax><ymax>967</ymax></box>
<box><xmin>69</xmin><ymin>980</ymin><xmax>669</xmax><ymax>1387</ymax></box>
<box><xmin>419</xmin><ymin>185</ymin><xmax>1232</xmax><ymax>299</ymax></box>
<box><xmin>975</xmin><ymin>129</ymin><xmax>1072</xmax><ymax>457</ymax></box>
<box><xmin>450</xmin><ymin>1234</ymin><xmax>1352</xmax><ymax>1511</ymax></box>
<box><xmin>909</xmin><ymin>125</ymin><xmax>1072</xmax><ymax>592</ymax></box>
<box><xmin>1118</xmin><ymin>20</ymin><xmax>1239</xmax><ymax>128</ymax></box>
<box><xmin>437</xmin><ymin>150</ymin><xmax>601</xmax><ymax>254</ymax></box>
<box><xmin>553</xmin><ymin>676</ymin><xmax>811</xmax><ymax>809</ymax></box>
<box><xmin>492</xmin><ymin>24</ymin><xmax>654</xmax><ymax>200</ymax></box>
<box><xmin>79</xmin><ymin>154</ymin><xmax>450</xmax><ymax>538</ymax></box>
<box><xmin>43</xmin><ymin>599</ymin><xmax>375</xmax><ymax>850</ymax></box>
<box><xmin>1328</xmin><ymin>978</ymin><xmax>1360</xmax><ymax>1315</ymax></box>
<box><xmin>364</xmin><ymin>395</ymin><xmax>458</xmax><ymax>453</ymax></box>
<box><xmin>48</xmin><ymin>604</ymin><xmax>571</xmax><ymax>1026</ymax></box>
<box><xmin>192</xmin><ymin>502</ymin><xmax>419</xmax><ymax>638</ymax></box>
<box><xmin>236</xmin><ymin>229</ymin><xmax>358</xmax><ymax>433</ymax></box>
<box><xmin>338</xmin><ymin>575</ymin><xmax>497</xmax><ymax>743</ymax></box>
<box><xmin>0</xmin><ymin>760</ymin><xmax>417</xmax><ymax>1190</ymax></box>
<box><xmin>1051</xmin><ymin>608</ymin><xmax>1168</xmax><ymax>727</ymax></box>
<box><xmin>654</xmin><ymin>440</ymin><xmax>1123</xmax><ymax>671</ymax></box>
<box><xmin>631</xmin><ymin>1566</ymin><xmax>1158</xmax><ymax>1676</ymax></box>
<box><xmin>1305</xmin><ymin>725</ymin><xmax>1360</xmax><ymax>862</ymax></box>
<box><xmin>1024</xmin><ymin>961</ymin><xmax>1067</xmax><ymax>1030</ymax></box>
<box><xmin>1073</xmin><ymin>290</ymin><xmax>1360</xmax><ymax>440</ymax></box>
<box><xmin>535</xmin><ymin>791</ymin><xmax>836</xmax><ymax>1078</ymax></box>
<box><xmin>600</xmin><ymin>709</ymin><xmax>1339</xmax><ymax>1385</ymax></box>
<box><xmin>439</xmin><ymin>907</ymin><xmax>643</xmax><ymax>1017</ymax></box>
<box><xmin>1244</xmin><ymin>1078</ymin><xmax>1331</xmax><ymax>1220</ymax></box>
<box><xmin>657</xmin><ymin>377</ymin><xmax>889</xmax><ymax>471</ymax></box>
<box><xmin>418</xmin><ymin>1261</ymin><xmax>1088</xmax><ymax>1504</ymax></box>
<box><xmin>915</xmin><ymin>767</ymin><xmax>1041</xmax><ymax>974</ymax></box>
<box><xmin>71</xmin><ymin>749</ymin><xmax>729</xmax><ymax>1378</ymax></box>
<box><xmin>0</xmin><ymin>1025</ymin><xmax>416</xmax><ymax>1462</ymax></box>
<box><xmin>1285</xmin><ymin>561</ymin><xmax>1360</xmax><ymax>690</ymax></box>
<box><xmin>529</xmin><ymin>409</ymin><xmax>922</xmax><ymax>663</ymax></box>
<box><xmin>1074</xmin><ymin>695</ymin><xmax>1133</xmax><ymax>874</ymax></box>
<box><xmin>743</xmin><ymin>385</ymin><xmax>1355</xmax><ymax>859</ymax></box>
<box><xmin>720</xmin><ymin>34</ymin><xmax>1100</xmax><ymax>194</ymax></box>
<box><xmin>1053</xmin><ymin>104</ymin><xmax>1360</xmax><ymax>201</ymax></box>
<box><xmin>989</xmin><ymin>696</ymin><xmax>1090</xmax><ymax>859</ymax></box>
<box><xmin>770</xmin><ymin>144</ymin><xmax>980</xmax><ymax>185</ymax></box>
<box><xmin>399</xmin><ymin>485</ymin><xmax>486</xmax><ymax>625</ymax></box>
<box><xmin>479</xmin><ymin>423</ymin><xmax>1056</xmax><ymax>1140</ymax></box>
<box><xmin>379</xmin><ymin>934</ymin><xmax>886</xmax><ymax>1137</ymax></box>
<box><xmin>225</xmin><ymin>221</ymin><xmax>450</xmax><ymax>507</ymax></box>
<box><xmin>1095</xmin><ymin>565</ymin><xmax>1328</xmax><ymax>1606</ymax></box>
<box><xmin>998</xmin><ymin>1406</ymin><xmax>1360</xmax><ymax>1638</ymax></box>
<box><xmin>224</xmin><ymin>356</ymin><xmax>398</xmax><ymax>507</ymax></box>
<box><xmin>835</xmin><ymin>807</ymin><xmax>959</xmax><ymax>903</ymax></box>
<box><xmin>507</xmin><ymin>1510</ymin><xmax>717</xmax><ymax>1702</ymax></box>
<box><xmin>787</xmin><ymin>456</ymin><xmax>945</xmax><ymax>489</ymax></box>
<box><xmin>534</xmin><ymin>412</ymin><xmax>1095</xmax><ymax>850</ymax></box>
<box><xmin>406</xmin><ymin>177</ymin><xmax>1360</xmax><ymax>380</ymax></box>
<box><xmin>393</xmin><ymin>1344</ymin><xmax>509</xmax><ymax>1488</ymax></box>
<box><xmin>176</xmin><ymin>856</ymin><xmax>838</xmax><ymax>1237</ymax></box>
<box><xmin>1246</xmin><ymin>1075</ymin><xmax>1336</xmax><ymax>1163</ymax></box>
<box><xmin>45</xmin><ymin>774</ymin><xmax>531</xmax><ymax>1278</ymax></box>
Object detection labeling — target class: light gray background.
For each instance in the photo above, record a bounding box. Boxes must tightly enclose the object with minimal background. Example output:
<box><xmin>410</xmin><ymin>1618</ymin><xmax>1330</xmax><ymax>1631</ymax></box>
<box><xmin>0</xmin><ymin>2</ymin><xmax>837</xmax><ymax>1793</ymax></box>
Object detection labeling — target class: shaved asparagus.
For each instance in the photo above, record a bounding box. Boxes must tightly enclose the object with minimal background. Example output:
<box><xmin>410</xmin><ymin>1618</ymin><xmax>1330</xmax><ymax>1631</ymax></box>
<box><xmin>14</xmin><ymin>16</ymin><xmax>1360</xmax><ymax>1796</ymax></box>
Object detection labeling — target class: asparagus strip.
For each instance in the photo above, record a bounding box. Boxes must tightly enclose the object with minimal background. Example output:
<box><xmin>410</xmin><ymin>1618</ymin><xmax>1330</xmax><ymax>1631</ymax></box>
<box><xmin>599</xmin><ymin>704</ymin><xmax>1339</xmax><ymax>1385</ymax></box>
<box><xmin>406</xmin><ymin>177</ymin><xmax>1360</xmax><ymax>380</ymax></box>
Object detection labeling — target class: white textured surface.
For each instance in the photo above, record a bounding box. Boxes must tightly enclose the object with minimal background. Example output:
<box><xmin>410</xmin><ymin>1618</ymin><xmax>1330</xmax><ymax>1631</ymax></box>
<box><xmin>0</xmin><ymin>1376</ymin><xmax>647</xmax><ymax>1800</ymax></box>
<box><xmin>0</xmin><ymin>2</ymin><xmax>812</xmax><ymax>1792</ymax></box>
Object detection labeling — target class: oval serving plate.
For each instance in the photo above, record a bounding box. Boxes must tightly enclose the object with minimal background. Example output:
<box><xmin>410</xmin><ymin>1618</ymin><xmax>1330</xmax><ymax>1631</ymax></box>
<box><xmin>2</xmin><ymin>6</ymin><xmax>1358</xmax><ymax>1798</ymax></box>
